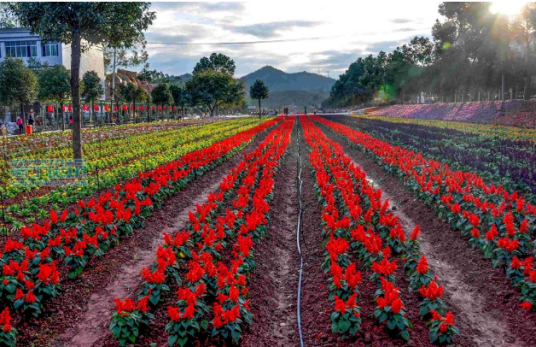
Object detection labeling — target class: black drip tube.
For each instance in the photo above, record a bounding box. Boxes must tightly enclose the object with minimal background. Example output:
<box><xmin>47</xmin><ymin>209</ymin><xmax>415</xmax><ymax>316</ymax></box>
<box><xmin>296</xmin><ymin>117</ymin><xmax>305</xmax><ymax>347</ymax></box>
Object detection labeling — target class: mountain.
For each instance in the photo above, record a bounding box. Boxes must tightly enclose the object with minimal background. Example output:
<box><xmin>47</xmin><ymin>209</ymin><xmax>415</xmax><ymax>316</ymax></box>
<box><xmin>240</xmin><ymin>66</ymin><xmax>335</xmax><ymax>92</ymax></box>
<box><xmin>177</xmin><ymin>73</ymin><xmax>192</xmax><ymax>82</ymax></box>
<box><xmin>246</xmin><ymin>90</ymin><xmax>329</xmax><ymax>109</ymax></box>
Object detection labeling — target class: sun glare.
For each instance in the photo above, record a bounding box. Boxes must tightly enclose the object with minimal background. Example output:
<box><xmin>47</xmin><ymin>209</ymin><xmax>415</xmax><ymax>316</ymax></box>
<box><xmin>490</xmin><ymin>1</ymin><xmax>528</xmax><ymax>16</ymax></box>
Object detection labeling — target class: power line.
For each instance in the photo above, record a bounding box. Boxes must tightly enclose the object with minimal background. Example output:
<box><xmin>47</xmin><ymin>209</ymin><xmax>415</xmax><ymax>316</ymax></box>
<box><xmin>146</xmin><ymin>36</ymin><xmax>331</xmax><ymax>46</ymax></box>
<box><xmin>145</xmin><ymin>27</ymin><xmax>431</xmax><ymax>47</ymax></box>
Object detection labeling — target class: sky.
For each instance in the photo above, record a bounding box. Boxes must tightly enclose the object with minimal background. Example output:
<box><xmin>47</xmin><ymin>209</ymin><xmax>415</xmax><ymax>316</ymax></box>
<box><xmin>145</xmin><ymin>1</ymin><xmax>443</xmax><ymax>79</ymax></box>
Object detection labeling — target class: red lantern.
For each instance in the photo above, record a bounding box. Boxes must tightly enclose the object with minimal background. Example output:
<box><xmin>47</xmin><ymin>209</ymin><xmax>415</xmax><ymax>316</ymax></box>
<box><xmin>83</xmin><ymin>104</ymin><xmax>89</xmax><ymax>112</ymax></box>
<box><xmin>173</xmin><ymin>106</ymin><xmax>177</xmax><ymax>111</ymax></box>
<box><xmin>122</xmin><ymin>105</ymin><xmax>127</xmax><ymax>111</ymax></box>
<box><xmin>157</xmin><ymin>105</ymin><xmax>162</xmax><ymax>111</ymax></box>
<box><xmin>152</xmin><ymin>106</ymin><xmax>156</xmax><ymax>111</ymax></box>
<box><xmin>68</xmin><ymin>105</ymin><xmax>72</xmax><ymax>112</ymax></box>
<box><xmin>139</xmin><ymin>105</ymin><xmax>144</xmax><ymax>111</ymax></box>
<box><xmin>93</xmin><ymin>104</ymin><xmax>99</xmax><ymax>112</ymax></box>
<box><xmin>114</xmin><ymin>105</ymin><xmax>118</xmax><ymax>112</ymax></box>
<box><xmin>131</xmin><ymin>105</ymin><xmax>135</xmax><ymax>110</ymax></box>
<box><xmin>146</xmin><ymin>106</ymin><xmax>149</xmax><ymax>111</ymax></box>
<box><xmin>46</xmin><ymin>105</ymin><xmax>53</xmax><ymax>113</ymax></box>
<box><xmin>104</xmin><ymin>105</ymin><xmax>110</xmax><ymax>112</ymax></box>
<box><xmin>164</xmin><ymin>105</ymin><xmax>168</xmax><ymax>110</ymax></box>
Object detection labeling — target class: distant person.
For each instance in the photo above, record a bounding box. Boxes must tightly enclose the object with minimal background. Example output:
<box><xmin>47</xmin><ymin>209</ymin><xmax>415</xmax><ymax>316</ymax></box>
<box><xmin>69</xmin><ymin>115</ymin><xmax>73</xmax><ymax>127</ymax></box>
<box><xmin>16</xmin><ymin>117</ymin><xmax>23</xmax><ymax>134</ymax></box>
<box><xmin>304</xmin><ymin>106</ymin><xmax>307</xmax><ymax>115</ymax></box>
<box><xmin>28</xmin><ymin>115</ymin><xmax>34</xmax><ymax>126</ymax></box>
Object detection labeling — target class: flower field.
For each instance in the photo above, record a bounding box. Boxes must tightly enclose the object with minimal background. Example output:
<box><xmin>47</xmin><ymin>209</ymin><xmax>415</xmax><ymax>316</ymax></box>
<box><xmin>4</xmin><ymin>114</ymin><xmax>536</xmax><ymax>347</ymax></box>
<box><xmin>0</xmin><ymin>117</ymin><xmax>268</xmax><ymax>233</ymax></box>
<box><xmin>367</xmin><ymin>101</ymin><xmax>525</xmax><ymax>125</ymax></box>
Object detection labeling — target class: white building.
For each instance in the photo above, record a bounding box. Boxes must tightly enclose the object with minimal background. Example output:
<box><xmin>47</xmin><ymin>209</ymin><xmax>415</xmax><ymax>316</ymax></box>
<box><xmin>0</xmin><ymin>27</ymin><xmax>105</xmax><ymax>84</ymax></box>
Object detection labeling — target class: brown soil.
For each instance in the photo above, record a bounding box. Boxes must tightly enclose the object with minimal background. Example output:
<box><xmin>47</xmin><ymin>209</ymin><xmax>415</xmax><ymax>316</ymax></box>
<box><xmin>316</xmin><ymin>115</ymin><xmax>536</xmax><ymax>347</ymax></box>
<box><xmin>14</xmin><ymin>123</ymin><xmax>276</xmax><ymax>347</ymax></box>
<box><xmin>241</xmin><ymin>119</ymin><xmax>300</xmax><ymax>347</ymax></box>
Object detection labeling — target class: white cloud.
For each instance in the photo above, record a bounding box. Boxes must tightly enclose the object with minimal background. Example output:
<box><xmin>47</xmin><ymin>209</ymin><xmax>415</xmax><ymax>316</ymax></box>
<box><xmin>142</xmin><ymin>0</ymin><xmax>442</xmax><ymax>77</ymax></box>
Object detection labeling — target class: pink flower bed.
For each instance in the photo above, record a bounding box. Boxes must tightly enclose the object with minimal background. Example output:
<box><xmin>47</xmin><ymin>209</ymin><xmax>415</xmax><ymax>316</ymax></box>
<box><xmin>368</xmin><ymin>100</ymin><xmax>536</xmax><ymax>126</ymax></box>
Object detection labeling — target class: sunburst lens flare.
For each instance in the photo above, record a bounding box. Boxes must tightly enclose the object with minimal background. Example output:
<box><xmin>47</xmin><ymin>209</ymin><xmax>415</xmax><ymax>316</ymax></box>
<box><xmin>490</xmin><ymin>0</ymin><xmax>528</xmax><ymax>16</ymax></box>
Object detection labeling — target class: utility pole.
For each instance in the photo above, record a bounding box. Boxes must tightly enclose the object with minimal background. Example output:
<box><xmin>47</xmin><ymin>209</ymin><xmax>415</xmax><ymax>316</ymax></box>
<box><xmin>502</xmin><ymin>73</ymin><xmax>505</xmax><ymax>102</ymax></box>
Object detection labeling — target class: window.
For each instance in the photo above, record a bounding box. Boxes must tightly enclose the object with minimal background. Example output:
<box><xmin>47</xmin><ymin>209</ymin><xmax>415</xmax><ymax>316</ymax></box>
<box><xmin>42</xmin><ymin>43</ymin><xmax>59</xmax><ymax>57</ymax></box>
<box><xmin>5</xmin><ymin>41</ymin><xmax>38</xmax><ymax>58</ymax></box>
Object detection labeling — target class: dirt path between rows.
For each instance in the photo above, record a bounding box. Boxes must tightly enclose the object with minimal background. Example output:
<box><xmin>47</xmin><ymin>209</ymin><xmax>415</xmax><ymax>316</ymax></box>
<box><xmin>60</xmin><ymin>178</ymin><xmax>223</xmax><ymax>347</ymax></box>
<box><xmin>241</xmin><ymin>118</ymin><xmax>300</xmax><ymax>347</ymax></box>
<box><xmin>318</xmin><ymin>115</ymin><xmax>536</xmax><ymax>347</ymax></box>
<box><xmin>13</xmin><ymin>127</ymin><xmax>275</xmax><ymax>347</ymax></box>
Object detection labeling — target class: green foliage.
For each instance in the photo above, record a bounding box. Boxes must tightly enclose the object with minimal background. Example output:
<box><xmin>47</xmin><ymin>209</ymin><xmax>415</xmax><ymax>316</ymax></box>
<box><xmin>38</xmin><ymin>64</ymin><xmax>71</xmax><ymax>103</ymax></box>
<box><xmin>186</xmin><ymin>70</ymin><xmax>245</xmax><ymax>116</ymax></box>
<box><xmin>0</xmin><ymin>57</ymin><xmax>38</xmax><ymax>105</ymax></box>
<box><xmin>11</xmin><ymin>3</ymin><xmax>156</xmax><ymax>50</ymax></box>
<box><xmin>193</xmin><ymin>53</ymin><xmax>236</xmax><ymax>77</ymax></box>
<box><xmin>325</xmin><ymin>2</ymin><xmax>536</xmax><ymax>107</ymax></box>
<box><xmin>27</xmin><ymin>57</ymin><xmax>48</xmax><ymax>72</ymax></box>
<box><xmin>110</xmin><ymin>309</ymin><xmax>153</xmax><ymax>346</ymax></box>
<box><xmin>151</xmin><ymin>83</ymin><xmax>173</xmax><ymax>106</ymax></box>
<box><xmin>170</xmin><ymin>85</ymin><xmax>191</xmax><ymax>110</ymax></box>
<box><xmin>249</xmin><ymin>79</ymin><xmax>269</xmax><ymax>101</ymax></box>
<box><xmin>123</xmin><ymin>82</ymin><xmax>147</xmax><ymax>105</ymax></box>
<box><xmin>81</xmin><ymin>71</ymin><xmax>103</xmax><ymax>104</ymax></box>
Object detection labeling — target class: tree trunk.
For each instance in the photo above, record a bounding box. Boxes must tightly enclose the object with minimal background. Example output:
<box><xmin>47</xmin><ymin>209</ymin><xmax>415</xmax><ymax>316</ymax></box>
<box><xmin>60</xmin><ymin>102</ymin><xmax>65</xmax><ymax>131</ymax></box>
<box><xmin>71</xmin><ymin>29</ymin><xmax>83</xmax><ymax>160</ymax></box>
<box><xmin>525</xmin><ymin>74</ymin><xmax>530</xmax><ymax>100</ymax></box>
<box><xmin>208</xmin><ymin>104</ymin><xmax>214</xmax><ymax>117</ymax></box>
<box><xmin>133</xmin><ymin>99</ymin><xmax>136</xmax><ymax>122</ymax></box>
<box><xmin>21</xmin><ymin>102</ymin><xmax>26</xmax><ymax>130</ymax></box>
<box><xmin>502</xmin><ymin>74</ymin><xmax>505</xmax><ymax>102</ymax></box>
<box><xmin>258</xmin><ymin>99</ymin><xmax>261</xmax><ymax>119</ymax></box>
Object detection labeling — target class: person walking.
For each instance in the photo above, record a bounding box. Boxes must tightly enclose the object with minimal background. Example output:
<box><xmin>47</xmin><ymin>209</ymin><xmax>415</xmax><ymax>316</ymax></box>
<box><xmin>28</xmin><ymin>115</ymin><xmax>34</xmax><ymax>126</ymax></box>
<box><xmin>16</xmin><ymin>117</ymin><xmax>23</xmax><ymax>134</ymax></box>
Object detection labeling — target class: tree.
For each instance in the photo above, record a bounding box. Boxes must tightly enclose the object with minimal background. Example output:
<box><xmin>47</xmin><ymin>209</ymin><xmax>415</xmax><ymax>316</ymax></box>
<box><xmin>151</xmin><ymin>83</ymin><xmax>173</xmax><ymax>120</ymax></box>
<box><xmin>187</xmin><ymin>71</ymin><xmax>245</xmax><ymax>117</ymax></box>
<box><xmin>0</xmin><ymin>3</ymin><xmax>17</xmax><ymax>28</ymax></box>
<box><xmin>138</xmin><ymin>69</ymin><xmax>169</xmax><ymax>83</ymax></box>
<box><xmin>114</xmin><ymin>84</ymin><xmax>127</xmax><ymax>118</ymax></box>
<box><xmin>513</xmin><ymin>3</ymin><xmax>536</xmax><ymax>99</ymax></box>
<box><xmin>81</xmin><ymin>71</ymin><xmax>103</xmax><ymax>124</ymax></box>
<box><xmin>170</xmin><ymin>85</ymin><xmax>190</xmax><ymax>117</ymax></box>
<box><xmin>249</xmin><ymin>79</ymin><xmax>269</xmax><ymax>118</ymax></box>
<box><xmin>104</xmin><ymin>41</ymin><xmax>149</xmax><ymax>108</ymax></box>
<box><xmin>123</xmin><ymin>83</ymin><xmax>147</xmax><ymax>121</ymax></box>
<box><xmin>0</xmin><ymin>57</ymin><xmax>38</xmax><ymax>129</ymax></box>
<box><xmin>193</xmin><ymin>53</ymin><xmax>236</xmax><ymax>76</ymax></box>
<box><xmin>10</xmin><ymin>2</ymin><xmax>156</xmax><ymax>159</ymax></box>
<box><xmin>38</xmin><ymin>64</ymin><xmax>71</xmax><ymax>129</ymax></box>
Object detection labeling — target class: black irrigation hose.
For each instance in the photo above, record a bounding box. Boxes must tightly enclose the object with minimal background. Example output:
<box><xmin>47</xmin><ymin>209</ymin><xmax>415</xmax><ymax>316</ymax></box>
<box><xmin>295</xmin><ymin>117</ymin><xmax>305</xmax><ymax>347</ymax></box>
